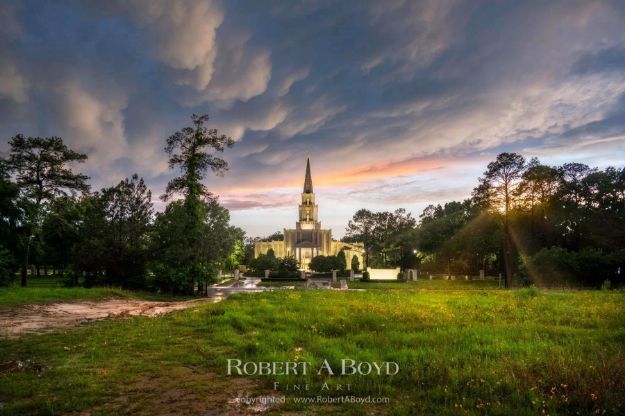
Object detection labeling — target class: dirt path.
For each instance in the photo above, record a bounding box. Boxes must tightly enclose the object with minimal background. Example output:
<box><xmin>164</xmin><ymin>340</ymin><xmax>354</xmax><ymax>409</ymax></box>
<box><xmin>0</xmin><ymin>298</ymin><xmax>221</xmax><ymax>338</ymax></box>
<box><xmin>0</xmin><ymin>278</ymin><xmax>270</xmax><ymax>339</ymax></box>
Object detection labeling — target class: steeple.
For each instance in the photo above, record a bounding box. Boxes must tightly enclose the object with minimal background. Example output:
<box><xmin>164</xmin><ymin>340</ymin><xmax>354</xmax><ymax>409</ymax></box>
<box><xmin>303</xmin><ymin>157</ymin><xmax>313</xmax><ymax>193</ymax></box>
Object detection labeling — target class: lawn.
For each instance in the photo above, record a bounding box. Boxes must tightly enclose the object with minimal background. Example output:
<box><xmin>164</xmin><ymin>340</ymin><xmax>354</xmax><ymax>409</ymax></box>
<box><xmin>0</xmin><ymin>276</ymin><xmax>193</xmax><ymax>307</ymax></box>
<box><xmin>344</xmin><ymin>279</ymin><xmax>501</xmax><ymax>290</ymax></box>
<box><xmin>1</xmin><ymin>286</ymin><xmax>624</xmax><ymax>415</ymax></box>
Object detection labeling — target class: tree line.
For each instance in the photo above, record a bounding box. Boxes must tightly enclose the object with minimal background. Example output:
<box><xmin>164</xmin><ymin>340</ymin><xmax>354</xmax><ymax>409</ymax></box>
<box><xmin>344</xmin><ymin>153</ymin><xmax>625</xmax><ymax>288</ymax></box>
<box><xmin>0</xmin><ymin>114</ymin><xmax>245</xmax><ymax>294</ymax></box>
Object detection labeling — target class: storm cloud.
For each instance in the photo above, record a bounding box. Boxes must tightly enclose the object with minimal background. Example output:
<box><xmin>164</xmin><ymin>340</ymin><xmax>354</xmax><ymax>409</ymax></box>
<box><xmin>1</xmin><ymin>0</ymin><xmax>625</xmax><ymax>237</ymax></box>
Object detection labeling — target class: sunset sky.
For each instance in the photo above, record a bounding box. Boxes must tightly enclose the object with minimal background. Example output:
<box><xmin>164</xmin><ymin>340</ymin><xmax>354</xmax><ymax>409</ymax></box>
<box><xmin>2</xmin><ymin>0</ymin><xmax>625</xmax><ymax>237</ymax></box>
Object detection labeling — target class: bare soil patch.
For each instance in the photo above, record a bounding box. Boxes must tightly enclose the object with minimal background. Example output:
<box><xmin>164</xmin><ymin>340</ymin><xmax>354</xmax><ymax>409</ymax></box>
<box><xmin>78</xmin><ymin>366</ymin><xmax>274</xmax><ymax>416</ymax></box>
<box><xmin>0</xmin><ymin>298</ymin><xmax>219</xmax><ymax>338</ymax></box>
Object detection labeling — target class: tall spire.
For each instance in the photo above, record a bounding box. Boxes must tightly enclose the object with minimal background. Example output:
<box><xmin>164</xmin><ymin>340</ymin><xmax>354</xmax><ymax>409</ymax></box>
<box><xmin>303</xmin><ymin>157</ymin><xmax>313</xmax><ymax>193</ymax></box>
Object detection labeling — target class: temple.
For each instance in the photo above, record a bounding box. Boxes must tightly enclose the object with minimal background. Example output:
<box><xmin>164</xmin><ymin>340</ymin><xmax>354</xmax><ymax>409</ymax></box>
<box><xmin>254</xmin><ymin>158</ymin><xmax>364</xmax><ymax>270</ymax></box>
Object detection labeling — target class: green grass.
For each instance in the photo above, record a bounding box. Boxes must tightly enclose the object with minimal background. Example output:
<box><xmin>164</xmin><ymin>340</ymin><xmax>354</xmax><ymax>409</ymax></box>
<box><xmin>0</xmin><ymin>277</ymin><xmax>193</xmax><ymax>307</ymax></box>
<box><xmin>1</xmin><ymin>287</ymin><xmax>624</xmax><ymax>415</ymax></box>
<box><xmin>0</xmin><ymin>286</ymin><xmax>134</xmax><ymax>307</ymax></box>
<box><xmin>257</xmin><ymin>280</ymin><xmax>306</xmax><ymax>288</ymax></box>
<box><xmin>347</xmin><ymin>279</ymin><xmax>500</xmax><ymax>290</ymax></box>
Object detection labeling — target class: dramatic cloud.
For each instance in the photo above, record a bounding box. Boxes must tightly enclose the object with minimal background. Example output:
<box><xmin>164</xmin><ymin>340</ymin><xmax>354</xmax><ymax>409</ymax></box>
<box><xmin>2</xmin><ymin>0</ymin><xmax>625</xmax><ymax>237</ymax></box>
<box><xmin>0</xmin><ymin>3</ymin><xmax>27</xmax><ymax>103</ymax></box>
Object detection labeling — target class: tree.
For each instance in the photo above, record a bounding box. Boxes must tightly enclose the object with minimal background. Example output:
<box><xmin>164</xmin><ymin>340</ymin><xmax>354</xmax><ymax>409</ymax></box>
<box><xmin>514</xmin><ymin>159</ymin><xmax>560</xmax><ymax>252</ymax></box>
<box><xmin>472</xmin><ymin>152</ymin><xmax>525</xmax><ymax>287</ymax></box>
<box><xmin>224</xmin><ymin>228</ymin><xmax>246</xmax><ymax>271</ymax></box>
<box><xmin>100</xmin><ymin>174</ymin><xmax>153</xmax><ymax>288</ymax></box>
<box><xmin>345</xmin><ymin>209</ymin><xmax>375</xmax><ymax>268</ymax></box>
<box><xmin>72</xmin><ymin>195</ymin><xmax>107</xmax><ymax>286</ymax></box>
<box><xmin>156</xmin><ymin>114</ymin><xmax>234</xmax><ymax>293</ymax></box>
<box><xmin>0</xmin><ymin>163</ymin><xmax>20</xmax><ymax>285</ymax></box>
<box><xmin>337</xmin><ymin>249</ymin><xmax>347</xmax><ymax>271</ymax></box>
<box><xmin>41</xmin><ymin>196</ymin><xmax>81</xmax><ymax>277</ymax></box>
<box><xmin>162</xmin><ymin>113</ymin><xmax>234</xmax><ymax>202</ymax></box>
<box><xmin>346</xmin><ymin>208</ymin><xmax>416</xmax><ymax>268</ymax></box>
<box><xmin>151</xmin><ymin>197</ymin><xmax>237</xmax><ymax>293</ymax></box>
<box><xmin>261</xmin><ymin>231</ymin><xmax>284</xmax><ymax>241</ymax></box>
<box><xmin>249</xmin><ymin>253</ymin><xmax>278</xmax><ymax>275</ymax></box>
<box><xmin>351</xmin><ymin>255</ymin><xmax>360</xmax><ymax>273</ymax></box>
<box><xmin>4</xmin><ymin>135</ymin><xmax>89</xmax><ymax>286</ymax></box>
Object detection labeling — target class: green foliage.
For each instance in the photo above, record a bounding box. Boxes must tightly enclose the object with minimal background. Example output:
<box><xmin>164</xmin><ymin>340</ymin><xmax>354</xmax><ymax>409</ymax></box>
<box><xmin>224</xmin><ymin>234</ymin><xmax>246</xmax><ymax>271</ymax></box>
<box><xmin>151</xmin><ymin>199</ymin><xmax>236</xmax><ymax>293</ymax></box>
<box><xmin>0</xmin><ymin>246</ymin><xmax>17</xmax><ymax>286</ymax></box>
<box><xmin>601</xmin><ymin>279</ymin><xmax>612</xmax><ymax>291</ymax></box>
<box><xmin>520</xmin><ymin>247</ymin><xmax>616</xmax><ymax>287</ymax></box>
<box><xmin>361</xmin><ymin>270</ymin><xmax>370</xmax><ymax>281</ymax></box>
<box><xmin>4</xmin><ymin>135</ymin><xmax>89</xmax><ymax>286</ymax></box>
<box><xmin>0</xmin><ymin>167</ymin><xmax>19</xmax><ymax>285</ymax></box>
<box><xmin>162</xmin><ymin>113</ymin><xmax>234</xmax><ymax>201</ymax></box>
<box><xmin>517</xmin><ymin>284</ymin><xmax>540</xmax><ymax>299</ymax></box>
<box><xmin>277</xmin><ymin>256</ymin><xmax>299</xmax><ymax>272</ymax></box>
<box><xmin>351</xmin><ymin>254</ymin><xmax>360</xmax><ymax>272</ymax></box>
<box><xmin>261</xmin><ymin>231</ymin><xmax>284</xmax><ymax>241</ymax></box>
<box><xmin>41</xmin><ymin>197</ymin><xmax>81</xmax><ymax>275</ymax></box>
<box><xmin>309</xmin><ymin>255</ymin><xmax>341</xmax><ymax>273</ymax></box>
<box><xmin>150</xmin><ymin>114</ymin><xmax>237</xmax><ymax>294</ymax></box>
<box><xmin>248</xmin><ymin>254</ymin><xmax>299</xmax><ymax>276</ymax></box>
<box><xmin>345</xmin><ymin>208</ymin><xmax>416</xmax><ymax>268</ymax></box>
<box><xmin>69</xmin><ymin>175</ymin><xmax>154</xmax><ymax>289</ymax></box>
<box><xmin>248</xmin><ymin>253</ymin><xmax>277</xmax><ymax>274</ymax></box>
<box><xmin>336</xmin><ymin>249</ymin><xmax>346</xmax><ymax>271</ymax></box>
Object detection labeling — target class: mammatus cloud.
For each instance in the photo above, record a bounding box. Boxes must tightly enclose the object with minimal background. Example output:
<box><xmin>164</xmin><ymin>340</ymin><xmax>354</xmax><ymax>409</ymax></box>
<box><xmin>114</xmin><ymin>0</ymin><xmax>224</xmax><ymax>91</ymax></box>
<box><xmin>2</xmin><ymin>0</ymin><xmax>625</xmax><ymax>237</ymax></box>
<box><xmin>0</xmin><ymin>3</ymin><xmax>28</xmax><ymax>103</ymax></box>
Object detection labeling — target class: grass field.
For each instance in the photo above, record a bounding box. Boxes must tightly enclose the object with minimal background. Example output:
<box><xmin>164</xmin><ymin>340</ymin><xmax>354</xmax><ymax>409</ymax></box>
<box><xmin>0</xmin><ymin>277</ymin><xmax>194</xmax><ymax>307</ymax></box>
<box><xmin>1</xmin><ymin>284</ymin><xmax>624</xmax><ymax>415</ymax></box>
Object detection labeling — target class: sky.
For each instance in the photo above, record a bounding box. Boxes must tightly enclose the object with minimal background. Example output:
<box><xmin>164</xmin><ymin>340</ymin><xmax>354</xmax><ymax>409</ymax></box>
<box><xmin>1</xmin><ymin>0</ymin><xmax>625</xmax><ymax>238</ymax></box>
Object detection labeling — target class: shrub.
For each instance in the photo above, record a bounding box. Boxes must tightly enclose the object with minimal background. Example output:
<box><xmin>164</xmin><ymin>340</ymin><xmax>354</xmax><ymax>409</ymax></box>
<box><xmin>351</xmin><ymin>255</ymin><xmax>360</xmax><ymax>273</ymax></box>
<box><xmin>601</xmin><ymin>279</ymin><xmax>612</xmax><ymax>291</ymax></box>
<box><xmin>520</xmin><ymin>247</ymin><xmax>616</xmax><ymax>287</ymax></box>
<box><xmin>309</xmin><ymin>255</ymin><xmax>342</xmax><ymax>273</ymax></box>
<box><xmin>277</xmin><ymin>256</ymin><xmax>299</xmax><ymax>272</ymax></box>
<box><xmin>517</xmin><ymin>284</ymin><xmax>540</xmax><ymax>299</ymax></box>
<box><xmin>362</xmin><ymin>271</ymin><xmax>370</xmax><ymax>281</ymax></box>
<box><xmin>337</xmin><ymin>250</ymin><xmax>347</xmax><ymax>271</ymax></box>
<box><xmin>249</xmin><ymin>253</ymin><xmax>278</xmax><ymax>274</ymax></box>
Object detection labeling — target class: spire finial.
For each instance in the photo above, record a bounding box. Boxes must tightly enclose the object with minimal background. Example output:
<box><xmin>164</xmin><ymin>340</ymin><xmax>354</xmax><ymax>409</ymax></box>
<box><xmin>303</xmin><ymin>157</ymin><xmax>313</xmax><ymax>193</ymax></box>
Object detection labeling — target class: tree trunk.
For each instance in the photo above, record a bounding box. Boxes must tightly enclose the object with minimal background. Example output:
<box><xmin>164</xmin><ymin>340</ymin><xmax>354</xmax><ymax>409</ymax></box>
<box><xmin>503</xmin><ymin>223</ymin><xmax>512</xmax><ymax>288</ymax></box>
<box><xmin>21</xmin><ymin>263</ymin><xmax>27</xmax><ymax>287</ymax></box>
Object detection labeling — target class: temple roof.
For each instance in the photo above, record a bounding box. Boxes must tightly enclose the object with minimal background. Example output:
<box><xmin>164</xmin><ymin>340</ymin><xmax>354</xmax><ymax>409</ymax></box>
<box><xmin>303</xmin><ymin>157</ymin><xmax>313</xmax><ymax>193</ymax></box>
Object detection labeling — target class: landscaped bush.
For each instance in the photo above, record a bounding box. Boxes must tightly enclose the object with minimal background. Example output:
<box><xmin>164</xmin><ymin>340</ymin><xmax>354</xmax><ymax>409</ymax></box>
<box><xmin>269</xmin><ymin>270</ymin><xmax>300</xmax><ymax>279</ymax></box>
<box><xmin>361</xmin><ymin>271</ymin><xmax>370</xmax><ymax>281</ymax></box>
<box><xmin>248</xmin><ymin>253</ymin><xmax>277</xmax><ymax>274</ymax></box>
<box><xmin>309</xmin><ymin>255</ymin><xmax>342</xmax><ymax>273</ymax></box>
<box><xmin>351</xmin><ymin>255</ymin><xmax>360</xmax><ymax>272</ymax></box>
<box><xmin>248</xmin><ymin>254</ymin><xmax>300</xmax><ymax>276</ymax></box>
<box><xmin>277</xmin><ymin>256</ymin><xmax>298</xmax><ymax>272</ymax></box>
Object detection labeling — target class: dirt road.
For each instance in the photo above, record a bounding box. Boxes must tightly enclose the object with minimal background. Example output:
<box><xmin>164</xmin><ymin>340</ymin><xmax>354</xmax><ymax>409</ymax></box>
<box><xmin>0</xmin><ymin>298</ymin><xmax>222</xmax><ymax>338</ymax></box>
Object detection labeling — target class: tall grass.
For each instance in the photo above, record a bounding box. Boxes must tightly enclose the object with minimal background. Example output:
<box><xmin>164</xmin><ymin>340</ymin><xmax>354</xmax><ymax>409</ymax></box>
<box><xmin>1</xmin><ymin>289</ymin><xmax>624</xmax><ymax>414</ymax></box>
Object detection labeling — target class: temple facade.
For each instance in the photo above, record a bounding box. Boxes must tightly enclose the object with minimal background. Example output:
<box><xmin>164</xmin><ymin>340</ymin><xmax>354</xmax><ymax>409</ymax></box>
<box><xmin>254</xmin><ymin>158</ymin><xmax>364</xmax><ymax>270</ymax></box>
